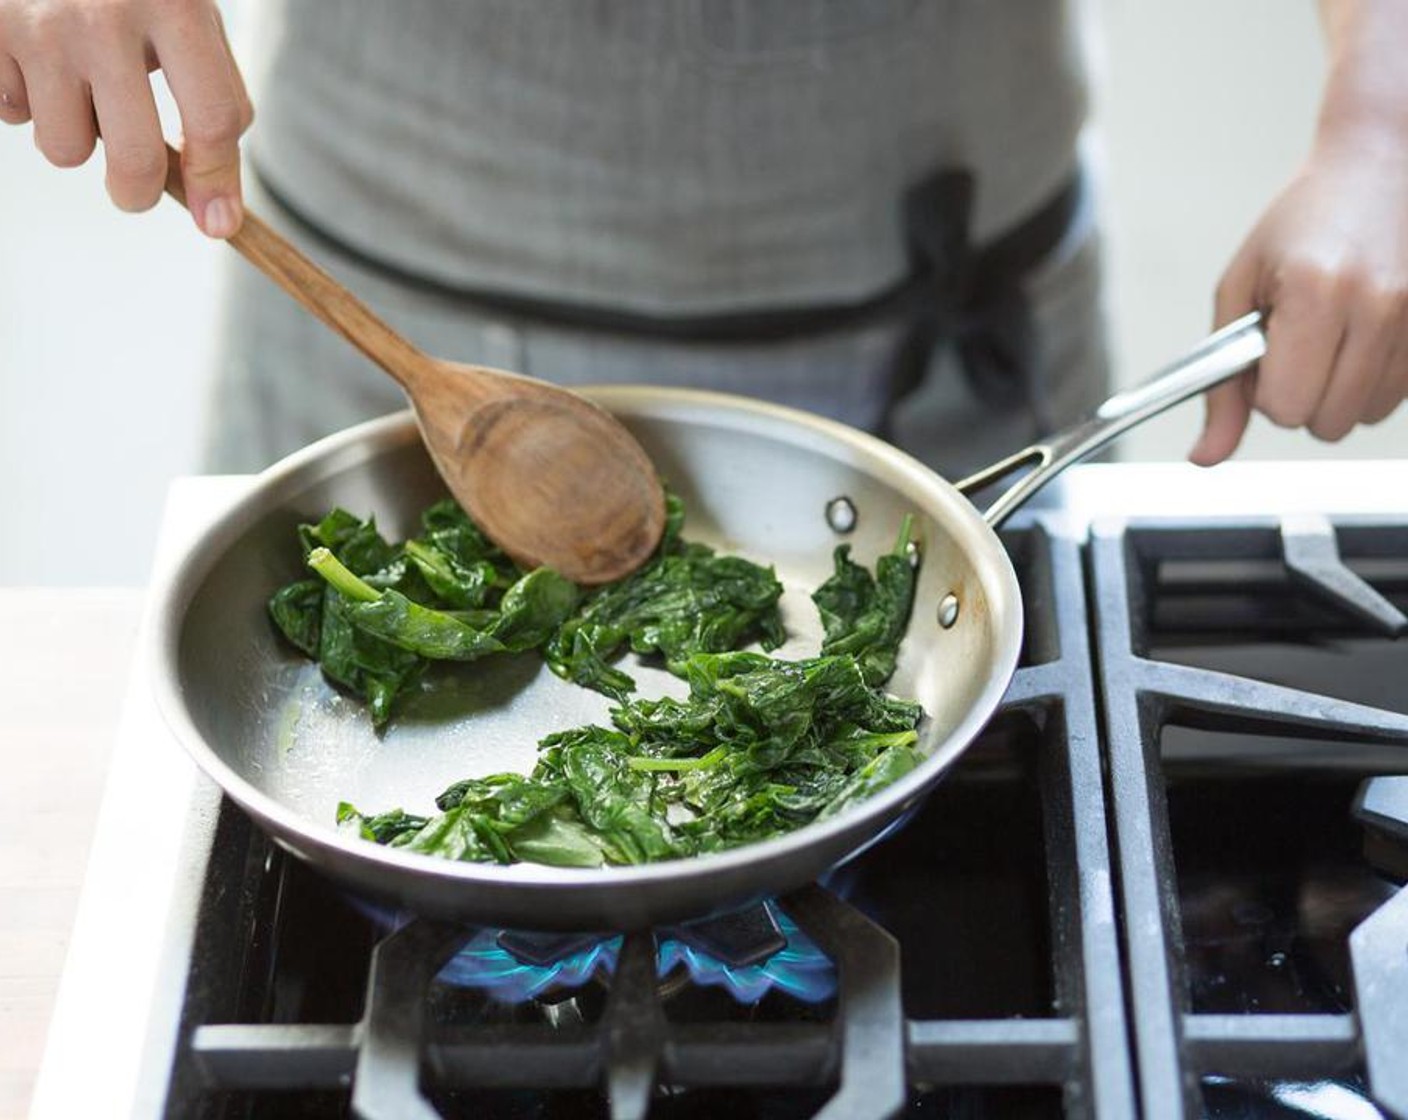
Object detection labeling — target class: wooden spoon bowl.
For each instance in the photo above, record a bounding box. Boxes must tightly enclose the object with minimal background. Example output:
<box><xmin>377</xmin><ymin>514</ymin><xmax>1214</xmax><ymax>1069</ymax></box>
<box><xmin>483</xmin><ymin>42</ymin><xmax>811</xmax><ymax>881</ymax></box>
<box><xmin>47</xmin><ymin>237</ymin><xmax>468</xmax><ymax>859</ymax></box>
<box><xmin>164</xmin><ymin>145</ymin><xmax>664</xmax><ymax>585</ymax></box>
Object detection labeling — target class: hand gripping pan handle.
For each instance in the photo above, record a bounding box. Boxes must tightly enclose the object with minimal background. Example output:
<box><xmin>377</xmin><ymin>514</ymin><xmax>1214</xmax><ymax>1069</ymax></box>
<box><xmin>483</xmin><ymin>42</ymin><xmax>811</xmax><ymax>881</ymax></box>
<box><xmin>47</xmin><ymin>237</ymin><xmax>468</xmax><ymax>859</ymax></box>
<box><xmin>956</xmin><ymin>311</ymin><xmax>1268</xmax><ymax>525</ymax></box>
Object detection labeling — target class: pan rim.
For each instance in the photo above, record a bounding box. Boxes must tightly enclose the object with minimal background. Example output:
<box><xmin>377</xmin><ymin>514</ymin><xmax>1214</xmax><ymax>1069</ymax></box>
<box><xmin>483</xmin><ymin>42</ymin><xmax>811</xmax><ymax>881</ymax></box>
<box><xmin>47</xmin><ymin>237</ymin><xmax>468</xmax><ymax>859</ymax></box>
<box><xmin>152</xmin><ymin>388</ymin><xmax>1023</xmax><ymax>899</ymax></box>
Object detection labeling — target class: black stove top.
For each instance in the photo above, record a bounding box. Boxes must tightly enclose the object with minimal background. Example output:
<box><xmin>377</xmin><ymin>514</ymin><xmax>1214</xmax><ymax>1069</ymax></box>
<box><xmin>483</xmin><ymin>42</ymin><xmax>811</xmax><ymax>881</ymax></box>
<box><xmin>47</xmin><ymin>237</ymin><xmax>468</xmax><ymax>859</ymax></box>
<box><xmin>32</xmin><ymin>470</ymin><xmax>1408</xmax><ymax>1120</ymax></box>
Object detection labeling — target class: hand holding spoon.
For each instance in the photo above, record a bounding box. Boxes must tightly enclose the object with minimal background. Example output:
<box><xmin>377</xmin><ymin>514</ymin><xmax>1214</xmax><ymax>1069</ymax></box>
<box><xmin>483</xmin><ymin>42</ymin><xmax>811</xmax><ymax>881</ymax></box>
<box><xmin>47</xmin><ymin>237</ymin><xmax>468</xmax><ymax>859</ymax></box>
<box><xmin>163</xmin><ymin>145</ymin><xmax>665</xmax><ymax>585</ymax></box>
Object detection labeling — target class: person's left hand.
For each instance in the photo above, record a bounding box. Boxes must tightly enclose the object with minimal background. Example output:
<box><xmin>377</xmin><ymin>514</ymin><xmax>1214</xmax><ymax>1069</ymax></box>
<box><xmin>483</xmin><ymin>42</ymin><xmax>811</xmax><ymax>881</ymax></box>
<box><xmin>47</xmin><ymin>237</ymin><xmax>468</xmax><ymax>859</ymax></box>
<box><xmin>1190</xmin><ymin>132</ymin><xmax>1408</xmax><ymax>465</ymax></box>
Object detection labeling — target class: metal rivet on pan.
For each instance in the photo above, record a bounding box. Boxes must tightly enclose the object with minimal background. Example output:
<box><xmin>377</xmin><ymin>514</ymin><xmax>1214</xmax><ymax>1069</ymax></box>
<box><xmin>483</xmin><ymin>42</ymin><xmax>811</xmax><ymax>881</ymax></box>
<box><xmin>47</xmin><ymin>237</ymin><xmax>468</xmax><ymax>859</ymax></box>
<box><xmin>825</xmin><ymin>497</ymin><xmax>857</xmax><ymax>534</ymax></box>
<box><xmin>938</xmin><ymin>593</ymin><xmax>960</xmax><ymax>629</ymax></box>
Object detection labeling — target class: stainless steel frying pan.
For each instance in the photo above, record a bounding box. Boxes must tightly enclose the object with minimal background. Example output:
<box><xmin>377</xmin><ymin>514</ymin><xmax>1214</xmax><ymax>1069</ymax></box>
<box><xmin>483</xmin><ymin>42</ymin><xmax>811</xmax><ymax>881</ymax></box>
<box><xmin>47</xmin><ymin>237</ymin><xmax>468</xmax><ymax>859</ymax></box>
<box><xmin>154</xmin><ymin>313</ymin><xmax>1266</xmax><ymax>931</ymax></box>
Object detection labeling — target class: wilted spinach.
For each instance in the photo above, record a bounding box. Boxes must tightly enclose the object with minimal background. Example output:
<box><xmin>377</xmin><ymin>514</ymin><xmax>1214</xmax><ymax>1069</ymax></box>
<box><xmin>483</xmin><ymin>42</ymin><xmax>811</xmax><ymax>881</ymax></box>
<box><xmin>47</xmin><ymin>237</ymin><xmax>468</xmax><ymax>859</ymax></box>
<box><xmin>544</xmin><ymin>494</ymin><xmax>786</xmax><ymax>701</ymax></box>
<box><xmin>269</xmin><ymin>495</ymin><xmax>783</xmax><ymax>728</ymax></box>
<box><xmin>811</xmin><ymin>514</ymin><xmax>919</xmax><ymax>686</ymax></box>
<box><xmin>269</xmin><ymin>502</ymin><xmax>578</xmax><ymax>727</ymax></box>
<box><xmin>343</xmin><ymin>650</ymin><xmax>923</xmax><ymax>868</ymax></box>
<box><xmin>626</xmin><ymin>651</ymin><xmax>923</xmax><ymax>852</ymax></box>
<box><xmin>309</xmin><ymin>548</ymin><xmax>578</xmax><ymax>661</ymax></box>
<box><xmin>271</xmin><ymin>496</ymin><xmax>928</xmax><ymax>864</ymax></box>
<box><xmin>268</xmin><ymin>508</ymin><xmax>427</xmax><ymax>727</ymax></box>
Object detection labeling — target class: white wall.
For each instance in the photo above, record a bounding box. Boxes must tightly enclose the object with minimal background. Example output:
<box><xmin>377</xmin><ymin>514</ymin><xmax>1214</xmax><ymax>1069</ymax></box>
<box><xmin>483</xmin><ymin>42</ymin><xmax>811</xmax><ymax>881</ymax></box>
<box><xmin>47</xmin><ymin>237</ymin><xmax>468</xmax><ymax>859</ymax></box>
<box><xmin>0</xmin><ymin>1</ymin><xmax>1402</xmax><ymax>585</ymax></box>
<box><xmin>1092</xmin><ymin>0</ymin><xmax>1405</xmax><ymax>462</ymax></box>
<box><xmin>0</xmin><ymin>8</ymin><xmax>242</xmax><ymax>586</ymax></box>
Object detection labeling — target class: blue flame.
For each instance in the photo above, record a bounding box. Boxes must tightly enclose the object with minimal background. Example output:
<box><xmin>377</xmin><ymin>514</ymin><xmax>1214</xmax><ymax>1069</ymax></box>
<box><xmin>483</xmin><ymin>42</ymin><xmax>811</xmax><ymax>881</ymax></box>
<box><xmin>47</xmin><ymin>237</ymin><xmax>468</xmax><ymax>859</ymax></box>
<box><xmin>657</xmin><ymin>910</ymin><xmax>837</xmax><ymax>1004</ymax></box>
<box><xmin>433</xmin><ymin>906</ymin><xmax>836</xmax><ymax>1005</ymax></box>
<box><xmin>436</xmin><ymin>929</ymin><xmax>622</xmax><ymax>1003</ymax></box>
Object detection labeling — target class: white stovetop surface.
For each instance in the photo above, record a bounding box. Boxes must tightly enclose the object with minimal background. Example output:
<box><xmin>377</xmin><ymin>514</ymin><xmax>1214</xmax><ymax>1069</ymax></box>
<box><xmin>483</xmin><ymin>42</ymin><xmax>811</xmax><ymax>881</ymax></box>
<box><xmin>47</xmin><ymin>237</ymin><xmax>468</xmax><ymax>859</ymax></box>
<box><xmin>1028</xmin><ymin>458</ymin><xmax>1408</xmax><ymax>527</ymax></box>
<box><xmin>26</xmin><ymin>461</ymin><xmax>1408</xmax><ymax>1117</ymax></box>
<box><xmin>28</xmin><ymin>477</ymin><xmax>253</xmax><ymax>1120</ymax></box>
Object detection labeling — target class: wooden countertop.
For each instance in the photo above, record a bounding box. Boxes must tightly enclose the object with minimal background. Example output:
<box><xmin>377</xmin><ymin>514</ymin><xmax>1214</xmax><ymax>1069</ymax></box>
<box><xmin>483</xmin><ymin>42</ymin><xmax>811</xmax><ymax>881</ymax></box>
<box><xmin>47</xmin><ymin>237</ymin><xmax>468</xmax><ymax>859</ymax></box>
<box><xmin>0</xmin><ymin>588</ymin><xmax>144</xmax><ymax>1120</ymax></box>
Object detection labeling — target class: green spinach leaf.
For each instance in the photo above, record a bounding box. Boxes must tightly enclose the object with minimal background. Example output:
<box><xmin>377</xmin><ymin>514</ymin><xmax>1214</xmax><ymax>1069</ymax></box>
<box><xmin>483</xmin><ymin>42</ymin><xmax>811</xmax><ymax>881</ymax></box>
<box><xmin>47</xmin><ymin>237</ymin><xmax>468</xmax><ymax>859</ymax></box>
<box><xmin>544</xmin><ymin>533</ymin><xmax>785</xmax><ymax>701</ymax></box>
<box><xmin>812</xmin><ymin>514</ymin><xmax>919</xmax><ymax>685</ymax></box>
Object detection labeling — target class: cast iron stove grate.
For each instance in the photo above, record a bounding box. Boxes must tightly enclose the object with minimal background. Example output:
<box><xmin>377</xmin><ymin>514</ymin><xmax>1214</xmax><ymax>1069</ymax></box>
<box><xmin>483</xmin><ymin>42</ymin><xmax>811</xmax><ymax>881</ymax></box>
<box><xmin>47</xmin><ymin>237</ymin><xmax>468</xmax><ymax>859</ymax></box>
<box><xmin>1090</xmin><ymin>513</ymin><xmax>1408</xmax><ymax>1119</ymax></box>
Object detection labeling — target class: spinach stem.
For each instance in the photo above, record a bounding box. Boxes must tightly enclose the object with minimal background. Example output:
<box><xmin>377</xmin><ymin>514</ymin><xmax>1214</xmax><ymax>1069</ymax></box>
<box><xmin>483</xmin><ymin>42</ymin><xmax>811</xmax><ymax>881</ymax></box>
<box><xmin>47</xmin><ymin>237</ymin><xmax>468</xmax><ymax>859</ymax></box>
<box><xmin>626</xmin><ymin>745</ymin><xmax>728</xmax><ymax>772</ymax></box>
<box><xmin>308</xmin><ymin>547</ymin><xmax>382</xmax><ymax>603</ymax></box>
<box><xmin>893</xmin><ymin>512</ymin><xmax>916</xmax><ymax>556</ymax></box>
<box><xmin>404</xmin><ymin>539</ymin><xmax>449</xmax><ymax>577</ymax></box>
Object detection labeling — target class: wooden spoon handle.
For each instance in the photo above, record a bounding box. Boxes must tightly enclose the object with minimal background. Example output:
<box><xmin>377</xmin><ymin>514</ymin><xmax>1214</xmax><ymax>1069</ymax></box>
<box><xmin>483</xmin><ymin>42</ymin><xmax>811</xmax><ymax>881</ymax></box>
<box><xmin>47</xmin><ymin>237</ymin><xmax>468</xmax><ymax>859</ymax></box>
<box><xmin>164</xmin><ymin>144</ymin><xmax>430</xmax><ymax>390</ymax></box>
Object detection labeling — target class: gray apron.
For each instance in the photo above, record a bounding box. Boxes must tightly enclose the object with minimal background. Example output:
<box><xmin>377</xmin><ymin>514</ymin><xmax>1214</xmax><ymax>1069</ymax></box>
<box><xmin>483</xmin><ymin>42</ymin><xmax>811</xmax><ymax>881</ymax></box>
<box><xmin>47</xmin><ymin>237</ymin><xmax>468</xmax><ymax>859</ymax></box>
<box><xmin>204</xmin><ymin>0</ymin><xmax>1107</xmax><ymax>478</ymax></box>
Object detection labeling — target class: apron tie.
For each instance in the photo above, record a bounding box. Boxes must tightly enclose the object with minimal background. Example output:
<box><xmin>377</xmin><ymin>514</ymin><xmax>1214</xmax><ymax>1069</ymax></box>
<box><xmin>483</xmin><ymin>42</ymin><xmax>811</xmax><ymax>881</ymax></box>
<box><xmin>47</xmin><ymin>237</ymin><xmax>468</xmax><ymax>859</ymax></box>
<box><xmin>881</xmin><ymin>168</ymin><xmax>1081</xmax><ymax>440</ymax></box>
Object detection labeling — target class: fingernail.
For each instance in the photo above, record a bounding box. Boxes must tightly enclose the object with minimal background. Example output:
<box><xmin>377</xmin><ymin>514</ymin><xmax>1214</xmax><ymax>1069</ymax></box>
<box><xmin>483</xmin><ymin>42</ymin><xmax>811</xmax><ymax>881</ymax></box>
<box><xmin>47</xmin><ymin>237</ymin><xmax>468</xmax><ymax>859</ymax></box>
<box><xmin>202</xmin><ymin>196</ymin><xmax>239</xmax><ymax>238</ymax></box>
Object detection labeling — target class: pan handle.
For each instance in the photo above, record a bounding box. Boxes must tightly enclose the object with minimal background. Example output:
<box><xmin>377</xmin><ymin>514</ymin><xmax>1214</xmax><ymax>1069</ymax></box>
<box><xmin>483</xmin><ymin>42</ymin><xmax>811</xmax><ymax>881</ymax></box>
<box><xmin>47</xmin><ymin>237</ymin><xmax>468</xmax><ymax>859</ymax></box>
<box><xmin>955</xmin><ymin>311</ymin><xmax>1267</xmax><ymax>526</ymax></box>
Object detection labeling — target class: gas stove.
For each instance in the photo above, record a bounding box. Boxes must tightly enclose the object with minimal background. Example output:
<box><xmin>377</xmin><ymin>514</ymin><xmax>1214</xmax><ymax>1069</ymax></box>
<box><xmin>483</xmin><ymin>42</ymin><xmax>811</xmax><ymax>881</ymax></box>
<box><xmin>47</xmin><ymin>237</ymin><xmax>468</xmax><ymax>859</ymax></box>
<box><xmin>32</xmin><ymin>463</ymin><xmax>1408</xmax><ymax>1119</ymax></box>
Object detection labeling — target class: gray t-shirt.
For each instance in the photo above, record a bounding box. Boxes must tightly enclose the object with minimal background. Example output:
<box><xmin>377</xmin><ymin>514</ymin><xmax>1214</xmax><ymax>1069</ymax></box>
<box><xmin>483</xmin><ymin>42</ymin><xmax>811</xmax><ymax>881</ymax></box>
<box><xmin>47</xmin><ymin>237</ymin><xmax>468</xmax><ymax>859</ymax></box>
<box><xmin>248</xmin><ymin>0</ymin><xmax>1088</xmax><ymax>316</ymax></box>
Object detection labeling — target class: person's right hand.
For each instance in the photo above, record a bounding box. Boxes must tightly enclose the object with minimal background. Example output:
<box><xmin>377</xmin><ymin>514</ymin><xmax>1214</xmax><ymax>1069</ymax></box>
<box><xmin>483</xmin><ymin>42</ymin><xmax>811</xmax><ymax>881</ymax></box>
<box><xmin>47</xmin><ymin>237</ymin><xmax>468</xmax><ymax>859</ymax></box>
<box><xmin>0</xmin><ymin>0</ymin><xmax>253</xmax><ymax>238</ymax></box>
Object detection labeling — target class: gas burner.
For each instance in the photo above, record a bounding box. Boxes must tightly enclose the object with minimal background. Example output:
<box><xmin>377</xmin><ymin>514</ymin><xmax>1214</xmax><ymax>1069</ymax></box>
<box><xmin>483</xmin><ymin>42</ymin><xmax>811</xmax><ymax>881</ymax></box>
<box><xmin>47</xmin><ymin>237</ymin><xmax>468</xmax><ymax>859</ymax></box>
<box><xmin>437</xmin><ymin>902</ymin><xmax>834</xmax><ymax>1006</ymax></box>
<box><xmin>439</xmin><ymin>927</ymin><xmax>620</xmax><ymax>1005</ymax></box>
<box><xmin>343</xmin><ymin>900</ymin><xmax>837</xmax><ymax>1008</ymax></box>
<box><xmin>493</xmin><ymin>900</ymin><xmax>788</xmax><ymax>974</ymax></box>
<box><xmin>495</xmin><ymin>928</ymin><xmax>605</xmax><ymax>966</ymax></box>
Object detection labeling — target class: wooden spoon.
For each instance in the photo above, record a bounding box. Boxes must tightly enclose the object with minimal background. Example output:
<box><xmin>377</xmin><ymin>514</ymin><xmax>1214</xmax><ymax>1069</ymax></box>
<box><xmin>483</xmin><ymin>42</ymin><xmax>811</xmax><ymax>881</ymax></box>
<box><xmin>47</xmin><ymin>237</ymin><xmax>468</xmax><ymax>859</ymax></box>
<box><xmin>163</xmin><ymin>145</ymin><xmax>664</xmax><ymax>585</ymax></box>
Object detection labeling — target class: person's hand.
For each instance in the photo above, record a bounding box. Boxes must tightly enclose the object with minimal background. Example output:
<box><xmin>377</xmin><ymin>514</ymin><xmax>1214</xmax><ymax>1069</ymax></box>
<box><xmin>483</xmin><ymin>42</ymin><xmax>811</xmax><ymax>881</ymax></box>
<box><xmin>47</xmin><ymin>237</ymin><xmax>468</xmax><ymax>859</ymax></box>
<box><xmin>1190</xmin><ymin>137</ymin><xmax>1408</xmax><ymax>465</ymax></box>
<box><xmin>1191</xmin><ymin>0</ymin><xmax>1408</xmax><ymax>466</ymax></box>
<box><xmin>0</xmin><ymin>0</ymin><xmax>253</xmax><ymax>238</ymax></box>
